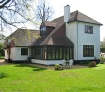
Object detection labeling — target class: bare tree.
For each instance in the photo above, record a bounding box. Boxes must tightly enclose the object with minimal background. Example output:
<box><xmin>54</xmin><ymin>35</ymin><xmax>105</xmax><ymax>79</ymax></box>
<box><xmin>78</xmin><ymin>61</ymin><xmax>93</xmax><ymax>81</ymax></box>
<box><xmin>35</xmin><ymin>0</ymin><xmax>54</xmax><ymax>22</ymax></box>
<box><xmin>0</xmin><ymin>0</ymin><xmax>35</xmax><ymax>33</ymax></box>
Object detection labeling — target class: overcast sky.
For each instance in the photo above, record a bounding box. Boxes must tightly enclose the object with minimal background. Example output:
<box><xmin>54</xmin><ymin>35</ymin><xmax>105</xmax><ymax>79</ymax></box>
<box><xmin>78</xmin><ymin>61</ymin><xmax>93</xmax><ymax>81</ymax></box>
<box><xmin>4</xmin><ymin>0</ymin><xmax>105</xmax><ymax>41</ymax></box>
<box><xmin>49</xmin><ymin>0</ymin><xmax>105</xmax><ymax>41</ymax></box>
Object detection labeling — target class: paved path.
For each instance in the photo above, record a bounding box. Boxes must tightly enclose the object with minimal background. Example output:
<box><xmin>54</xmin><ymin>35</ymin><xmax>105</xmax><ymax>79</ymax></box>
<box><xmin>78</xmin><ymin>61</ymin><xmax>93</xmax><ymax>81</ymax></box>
<box><xmin>0</xmin><ymin>59</ymin><xmax>8</xmax><ymax>65</ymax></box>
<box><xmin>0</xmin><ymin>59</ymin><xmax>88</xmax><ymax>70</ymax></box>
<box><xmin>29</xmin><ymin>64</ymin><xmax>88</xmax><ymax>70</ymax></box>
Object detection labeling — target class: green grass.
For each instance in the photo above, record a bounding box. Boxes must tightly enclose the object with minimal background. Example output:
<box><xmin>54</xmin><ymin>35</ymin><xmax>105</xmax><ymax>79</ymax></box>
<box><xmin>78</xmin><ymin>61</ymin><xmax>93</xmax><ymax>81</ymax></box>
<box><xmin>0</xmin><ymin>56</ymin><xmax>4</xmax><ymax>59</ymax></box>
<box><xmin>0</xmin><ymin>64</ymin><xmax>105</xmax><ymax>92</ymax></box>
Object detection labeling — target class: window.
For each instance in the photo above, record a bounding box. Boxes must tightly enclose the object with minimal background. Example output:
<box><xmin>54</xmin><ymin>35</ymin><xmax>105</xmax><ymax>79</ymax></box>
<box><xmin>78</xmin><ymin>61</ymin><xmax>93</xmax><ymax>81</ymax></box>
<box><xmin>21</xmin><ymin>48</ymin><xmax>28</xmax><ymax>55</ymax></box>
<box><xmin>43</xmin><ymin>27</ymin><xmax>46</xmax><ymax>31</ymax></box>
<box><xmin>32</xmin><ymin>46</ymin><xmax>73</xmax><ymax>60</ymax></box>
<box><xmin>85</xmin><ymin>25</ymin><xmax>93</xmax><ymax>34</ymax></box>
<box><xmin>83</xmin><ymin>45</ymin><xmax>94</xmax><ymax>57</ymax></box>
<box><xmin>47</xmin><ymin>46</ymin><xmax>73</xmax><ymax>60</ymax></box>
<box><xmin>40</xmin><ymin>26</ymin><xmax>46</xmax><ymax>35</ymax></box>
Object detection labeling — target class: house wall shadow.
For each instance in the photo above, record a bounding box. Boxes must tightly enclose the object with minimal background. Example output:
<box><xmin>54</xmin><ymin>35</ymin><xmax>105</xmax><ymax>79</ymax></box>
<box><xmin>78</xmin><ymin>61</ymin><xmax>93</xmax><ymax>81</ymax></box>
<box><xmin>14</xmin><ymin>64</ymin><xmax>47</xmax><ymax>71</ymax></box>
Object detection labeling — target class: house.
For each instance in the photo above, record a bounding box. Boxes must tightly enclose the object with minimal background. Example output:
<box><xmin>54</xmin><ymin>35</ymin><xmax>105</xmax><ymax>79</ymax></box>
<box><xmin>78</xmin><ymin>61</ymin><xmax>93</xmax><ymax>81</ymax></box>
<box><xmin>5</xmin><ymin>5</ymin><xmax>102</xmax><ymax>65</ymax></box>
<box><xmin>4</xmin><ymin>29</ymin><xmax>40</xmax><ymax>62</ymax></box>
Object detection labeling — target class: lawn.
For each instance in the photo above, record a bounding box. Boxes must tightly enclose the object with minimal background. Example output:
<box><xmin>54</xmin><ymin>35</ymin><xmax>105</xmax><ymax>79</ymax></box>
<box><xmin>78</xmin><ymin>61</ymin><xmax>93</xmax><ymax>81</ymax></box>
<box><xmin>0</xmin><ymin>56</ymin><xmax>4</xmax><ymax>59</ymax></box>
<box><xmin>0</xmin><ymin>64</ymin><xmax>105</xmax><ymax>92</ymax></box>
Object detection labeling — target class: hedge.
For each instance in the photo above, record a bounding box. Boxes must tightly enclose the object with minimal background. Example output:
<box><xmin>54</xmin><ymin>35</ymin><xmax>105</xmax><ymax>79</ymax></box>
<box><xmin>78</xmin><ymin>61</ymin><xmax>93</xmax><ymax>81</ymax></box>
<box><xmin>100</xmin><ymin>48</ymin><xmax>105</xmax><ymax>53</ymax></box>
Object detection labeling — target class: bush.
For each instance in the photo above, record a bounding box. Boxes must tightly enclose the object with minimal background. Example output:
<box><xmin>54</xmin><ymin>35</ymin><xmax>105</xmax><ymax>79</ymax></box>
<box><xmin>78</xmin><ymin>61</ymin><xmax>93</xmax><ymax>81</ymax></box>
<box><xmin>0</xmin><ymin>53</ymin><xmax>1</xmax><ymax>57</ymax></box>
<box><xmin>100</xmin><ymin>48</ymin><xmax>105</xmax><ymax>53</ymax></box>
<box><xmin>0</xmin><ymin>43</ymin><xmax>4</xmax><ymax>56</ymax></box>
<box><xmin>89</xmin><ymin>61</ymin><xmax>96</xmax><ymax>67</ymax></box>
<box><xmin>55</xmin><ymin>64</ymin><xmax>63</xmax><ymax>70</ymax></box>
<box><xmin>100</xmin><ymin>55</ymin><xmax>105</xmax><ymax>64</ymax></box>
<box><xmin>100</xmin><ymin>61</ymin><xmax>104</xmax><ymax>64</ymax></box>
<box><xmin>0</xmin><ymin>72</ymin><xmax>7</xmax><ymax>79</ymax></box>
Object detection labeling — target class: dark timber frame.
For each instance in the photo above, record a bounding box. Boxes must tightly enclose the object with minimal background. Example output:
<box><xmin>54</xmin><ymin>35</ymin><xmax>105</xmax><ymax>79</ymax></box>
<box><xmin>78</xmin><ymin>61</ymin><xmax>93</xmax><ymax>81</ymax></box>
<box><xmin>31</xmin><ymin>45</ymin><xmax>74</xmax><ymax>60</ymax></box>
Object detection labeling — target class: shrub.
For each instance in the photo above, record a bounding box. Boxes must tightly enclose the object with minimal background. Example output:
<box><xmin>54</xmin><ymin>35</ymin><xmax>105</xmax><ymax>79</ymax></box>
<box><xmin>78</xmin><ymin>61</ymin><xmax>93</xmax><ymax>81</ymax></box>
<box><xmin>0</xmin><ymin>53</ymin><xmax>1</xmax><ymax>57</ymax></box>
<box><xmin>100</xmin><ymin>47</ymin><xmax>105</xmax><ymax>53</ymax></box>
<box><xmin>0</xmin><ymin>43</ymin><xmax>4</xmax><ymax>56</ymax></box>
<box><xmin>100</xmin><ymin>55</ymin><xmax>105</xmax><ymax>64</ymax></box>
<box><xmin>100</xmin><ymin>61</ymin><xmax>104</xmax><ymax>64</ymax></box>
<box><xmin>89</xmin><ymin>61</ymin><xmax>96</xmax><ymax>67</ymax></box>
<box><xmin>0</xmin><ymin>72</ymin><xmax>7</xmax><ymax>79</ymax></box>
<box><xmin>55</xmin><ymin>64</ymin><xmax>63</xmax><ymax>70</ymax></box>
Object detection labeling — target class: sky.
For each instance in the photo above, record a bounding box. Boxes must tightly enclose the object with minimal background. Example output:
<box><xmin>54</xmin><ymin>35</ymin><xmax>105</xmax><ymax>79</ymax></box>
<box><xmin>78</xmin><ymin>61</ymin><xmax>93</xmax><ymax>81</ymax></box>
<box><xmin>3</xmin><ymin>0</ymin><xmax>105</xmax><ymax>41</ymax></box>
<box><xmin>49</xmin><ymin>0</ymin><xmax>105</xmax><ymax>41</ymax></box>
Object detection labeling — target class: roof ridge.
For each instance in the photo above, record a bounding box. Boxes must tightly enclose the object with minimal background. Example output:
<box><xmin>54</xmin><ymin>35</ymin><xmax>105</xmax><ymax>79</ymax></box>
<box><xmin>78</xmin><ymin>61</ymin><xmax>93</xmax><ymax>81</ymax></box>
<box><xmin>52</xmin><ymin>10</ymin><xmax>102</xmax><ymax>25</ymax></box>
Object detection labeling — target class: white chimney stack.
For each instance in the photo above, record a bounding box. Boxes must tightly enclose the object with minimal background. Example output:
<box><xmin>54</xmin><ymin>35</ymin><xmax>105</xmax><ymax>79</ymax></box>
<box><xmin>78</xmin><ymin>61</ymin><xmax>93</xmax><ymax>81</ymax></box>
<box><xmin>64</xmin><ymin>5</ymin><xmax>70</xmax><ymax>22</ymax></box>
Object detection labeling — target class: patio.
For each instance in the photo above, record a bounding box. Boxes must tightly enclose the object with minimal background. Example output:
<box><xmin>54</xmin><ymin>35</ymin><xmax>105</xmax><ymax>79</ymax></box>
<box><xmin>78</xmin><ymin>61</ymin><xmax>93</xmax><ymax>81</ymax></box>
<box><xmin>0</xmin><ymin>59</ymin><xmax>88</xmax><ymax>70</ymax></box>
<box><xmin>28</xmin><ymin>63</ymin><xmax>88</xmax><ymax>70</ymax></box>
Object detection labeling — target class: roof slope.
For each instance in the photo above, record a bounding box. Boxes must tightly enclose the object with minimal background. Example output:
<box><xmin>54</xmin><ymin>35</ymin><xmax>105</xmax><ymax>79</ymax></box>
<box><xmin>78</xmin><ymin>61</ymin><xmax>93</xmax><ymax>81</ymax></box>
<box><xmin>8</xmin><ymin>10</ymin><xmax>102</xmax><ymax>47</ymax></box>
<box><xmin>44</xmin><ymin>21</ymin><xmax>57</xmax><ymax>27</ymax></box>
<box><xmin>32</xmin><ymin>22</ymin><xmax>74</xmax><ymax>46</ymax></box>
<box><xmin>52</xmin><ymin>10</ymin><xmax>102</xmax><ymax>25</ymax></box>
<box><xmin>47</xmin><ymin>36</ymin><xmax>74</xmax><ymax>46</ymax></box>
<box><xmin>7</xmin><ymin>29</ymin><xmax>40</xmax><ymax>46</ymax></box>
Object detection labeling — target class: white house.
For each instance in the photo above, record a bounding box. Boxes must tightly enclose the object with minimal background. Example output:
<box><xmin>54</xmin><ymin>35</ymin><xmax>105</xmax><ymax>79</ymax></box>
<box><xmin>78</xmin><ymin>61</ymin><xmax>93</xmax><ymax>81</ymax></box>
<box><xmin>5</xmin><ymin>5</ymin><xmax>102</xmax><ymax>65</ymax></box>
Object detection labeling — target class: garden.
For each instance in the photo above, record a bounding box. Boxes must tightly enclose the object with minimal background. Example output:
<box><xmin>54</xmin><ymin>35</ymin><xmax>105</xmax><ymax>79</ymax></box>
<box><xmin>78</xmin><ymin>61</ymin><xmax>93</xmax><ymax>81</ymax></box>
<box><xmin>0</xmin><ymin>63</ymin><xmax>105</xmax><ymax>92</ymax></box>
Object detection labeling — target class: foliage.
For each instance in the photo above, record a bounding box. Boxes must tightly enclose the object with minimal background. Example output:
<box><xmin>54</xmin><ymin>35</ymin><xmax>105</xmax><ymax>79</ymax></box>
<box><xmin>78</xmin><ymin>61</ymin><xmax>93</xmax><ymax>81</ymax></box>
<box><xmin>0</xmin><ymin>72</ymin><xmax>7</xmax><ymax>79</ymax></box>
<box><xmin>0</xmin><ymin>56</ymin><xmax>5</xmax><ymax>59</ymax></box>
<box><xmin>55</xmin><ymin>64</ymin><xmax>60</xmax><ymax>68</ymax></box>
<box><xmin>1</xmin><ymin>64</ymin><xmax>105</xmax><ymax>91</ymax></box>
<box><xmin>0</xmin><ymin>43</ymin><xmax>4</xmax><ymax>56</ymax></box>
<box><xmin>100</xmin><ymin>55</ymin><xmax>105</xmax><ymax>64</ymax></box>
<box><xmin>100</xmin><ymin>60</ymin><xmax>104</xmax><ymax>64</ymax></box>
<box><xmin>100</xmin><ymin>47</ymin><xmax>105</xmax><ymax>53</ymax></box>
<box><xmin>88</xmin><ymin>61</ymin><xmax>96</xmax><ymax>67</ymax></box>
<box><xmin>55</xmin><ymin>64</ymin><xmax>63</xmax><ymax>70</ymax></box>
<box><xmin>0</xmin><ymin>0</ymin><xmax>35</xmax><ymax>31</ymax></box>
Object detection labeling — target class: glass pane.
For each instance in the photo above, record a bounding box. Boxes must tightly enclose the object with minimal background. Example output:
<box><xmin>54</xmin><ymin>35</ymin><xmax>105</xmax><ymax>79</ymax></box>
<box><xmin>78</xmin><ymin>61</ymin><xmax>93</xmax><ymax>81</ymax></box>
<box><xmin>63</xmin><ymin>48</ymin><xmax>67</xmax><ymax>60</ymax></box>
<box><xmin>67</xmin><ymin>48</ymin><xmax>69</xmax><ymax>60</ymax></box>
<box><xmin>52</xmin><ymin>47</ymin><xmax>55</xmax><ymax>59</ymax></box>
<box><xmin>70</xmin><ymin>48</ymin><xmax>72</xmax><ymax>59</ymax></box>
<box><xmin>47</xmin><ymin>47</ymin><xmax>51</xmax><ymax>59</ymax></box>
<box><xmin>56</xmin><ymin>47</ymin><xmax>59</xmax><ymax>59</ymax></box>
<box><xmin>59</xmin><ymin>48</ymin><xmax>62</xmax><ymax>59</ymax></box>
<box><xmin>83</xmin><ymin>45</ymin><xmax>94</xmax><ymax>57</ymax></box>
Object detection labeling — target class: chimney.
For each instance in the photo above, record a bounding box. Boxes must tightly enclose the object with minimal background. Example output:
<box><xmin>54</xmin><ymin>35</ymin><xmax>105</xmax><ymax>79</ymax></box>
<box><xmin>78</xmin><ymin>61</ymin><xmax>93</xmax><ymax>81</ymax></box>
<box><xmin>64</xmin><ymin>5</ymin><xmax>70</xmax><ymax>22</ymax></box>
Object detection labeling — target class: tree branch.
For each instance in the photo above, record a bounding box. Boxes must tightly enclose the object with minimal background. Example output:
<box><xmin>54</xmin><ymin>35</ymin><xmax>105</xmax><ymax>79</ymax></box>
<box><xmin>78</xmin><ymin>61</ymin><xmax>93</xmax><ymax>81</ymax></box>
<box><xmin>35</xmin><ymin>0</ymin><xmax>54</xmax><ymax>22</ymax></box>
<box><xmin>0</xmin><ymin>0</ymin><xmax>11</xmax><ymax>9</ymax></box>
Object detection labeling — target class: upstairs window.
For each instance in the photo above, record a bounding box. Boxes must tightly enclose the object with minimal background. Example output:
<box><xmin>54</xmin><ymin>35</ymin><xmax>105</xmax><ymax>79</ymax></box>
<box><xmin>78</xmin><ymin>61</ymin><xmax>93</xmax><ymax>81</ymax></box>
<box><xmin>85</xmin><ymin>25</ymin><xmax>93</xmax><ymax>34</ymax></box>
<box><xmin>40</xmin><ymin>26</ymin><xmax>46</xmax><ymax>36</ymax></box>
<box><xmin>21</xmin><ymin>48</ymin><xmax>28</xmax><ymax>55</ymax></box>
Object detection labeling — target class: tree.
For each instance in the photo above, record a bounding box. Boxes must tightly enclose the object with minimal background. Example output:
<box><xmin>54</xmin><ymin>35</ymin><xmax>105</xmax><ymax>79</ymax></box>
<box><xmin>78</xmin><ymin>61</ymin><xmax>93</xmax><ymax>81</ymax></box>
<box><xmin>0</xmin><ymin>0</ymin><xmax>35</xmax><ymax>32</ymax></box>
<box><xmin>0</xmin><ymin>43</ymin><xmax>4</xmax><ymax>56</ymax></box>
<box><xmin>35</xmin><ymin>0</ymin><xmax>54</xmax><ymax>22</ymax></box>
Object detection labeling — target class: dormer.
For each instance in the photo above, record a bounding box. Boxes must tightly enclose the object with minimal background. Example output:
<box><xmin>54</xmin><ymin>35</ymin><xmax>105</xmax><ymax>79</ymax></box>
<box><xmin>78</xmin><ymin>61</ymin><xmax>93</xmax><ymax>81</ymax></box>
<box><xmin>40</xmin><ymin>21</ymin><xmax>57</xmax><ymax>36</ymax></box>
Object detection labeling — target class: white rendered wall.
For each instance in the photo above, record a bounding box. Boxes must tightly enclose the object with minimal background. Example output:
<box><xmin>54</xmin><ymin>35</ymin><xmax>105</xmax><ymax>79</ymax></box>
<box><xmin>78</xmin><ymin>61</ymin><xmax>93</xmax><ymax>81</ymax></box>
<box><xmin>66</xmin><ymin>21</ymin><xmax>100</xmax><ymax>60</ymax></box>
<box><xmin>77</xmin><ymin>22</ymin><xmax>100</xmax><ymax>60</ymax></box>
<box><xmin>5</xmin><ymin>49</ymin><xmax>8</xmax><ymax>59</ymax></box>
<box><xmin>10</xmin><ymin>47</ymin><xmax>29</xmax><ymax>61</ymax></box>
<box><xmin>31</xmin><ymin>59</ymin><xmax>63</xmax><ymax>65</ymax></box>
<box><xmin>10</xmin><ymin>47</ymin><xmax>15</xmax><ymax>60</ymax></box>
<box><xmin>66</xmin><ymin>22</ymin><xmax>77</xmax><ymax>60</ymax></box>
